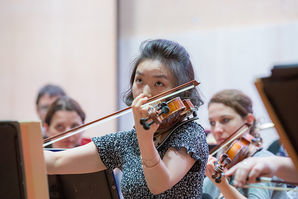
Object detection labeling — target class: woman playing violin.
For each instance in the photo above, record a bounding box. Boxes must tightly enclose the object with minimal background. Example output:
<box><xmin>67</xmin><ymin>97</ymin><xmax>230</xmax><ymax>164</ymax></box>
<box><xmin>203</xmin><ymin>89</ymin><xmax>288</xmax><ymax>199</ymax></box>
<box><xmin>44</xmin><ymin>39</ymin><xmax>209</xmax><ymax>198</ymax></box>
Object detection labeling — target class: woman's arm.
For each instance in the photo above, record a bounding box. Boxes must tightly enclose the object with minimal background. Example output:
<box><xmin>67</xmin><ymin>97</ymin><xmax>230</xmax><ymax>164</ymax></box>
<box><xmin>44</xmin><ymin>142</ymin><xmax>107</xmax><ymax>174</ymax></box>
<box><xmin>141</xmin><ymin>143</ymin><xmax>196</xmax><ymax>194</ymax></box>
<box><xmin>132</xmin><ymin>94</ymin><xmax>196</xmax><ymax>194</ymax></box>
<box><xmin>205</xmin><ymin>155</ymin><xmax>247</xmax><ymax>199</ymax></box>
<box><xmin>225</xmin><ymin>156</ymin><xmax>298</xmax><ymax>186</ymax></box>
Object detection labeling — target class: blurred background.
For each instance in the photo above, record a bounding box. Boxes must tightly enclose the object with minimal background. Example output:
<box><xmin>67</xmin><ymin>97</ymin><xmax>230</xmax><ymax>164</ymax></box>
<box><xmin>1</xmin><ymin>0</ymin><xmax>298</xmax><ymax>147</ymax></box>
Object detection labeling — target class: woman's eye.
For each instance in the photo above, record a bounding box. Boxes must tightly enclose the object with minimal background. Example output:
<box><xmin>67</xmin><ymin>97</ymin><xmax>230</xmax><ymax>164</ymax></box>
<box><xmin>209</xmin><ymin>121</ymin><xmax>215</xmax><ymax>127</ymax></box>
<box><xmin>155</xmin><ymin>81</ymin><xmax>164</xmax><ymax>87</ymax></box>
<box><xmin>221</xmin><ymin>118</ymin><xmax>231</xmax><ymax>124</ymax></box>
<box><xmin>71</xmin><ymin>123</ymin><xmax>80</xmax><ymax>129</ymax></box>
<box><xmin>55</xmin><ymin>125</ymin><xmax>64</xmax><ymax>132</ymax></box>
<box><xmin>135</xmin><ymin>78</ymin><xmax>142</xmax><ymax>83</ymax></box>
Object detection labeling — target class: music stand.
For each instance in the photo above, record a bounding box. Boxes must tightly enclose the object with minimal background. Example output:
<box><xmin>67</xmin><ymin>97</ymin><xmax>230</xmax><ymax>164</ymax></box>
<box><xmin>0</xmin><ymin>121</ymin><xmax>120</xmax><ymax>199</ymax></box>
<box><xmin>255</xmin><ymin>64</ymin><xmax>298</xmax><ymax>169</ymax></box>
<box><xmin>47</xmin><ymin>166</ymin><xmax>120</xmax><ymax>199</ymax></box>
<box><xmin>0</xmin><ymin>121</ymin><xmax>49</xmax><ymax>199</ymax></box>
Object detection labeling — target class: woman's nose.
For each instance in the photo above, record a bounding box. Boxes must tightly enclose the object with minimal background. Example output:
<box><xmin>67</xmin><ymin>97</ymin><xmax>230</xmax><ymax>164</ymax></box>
<box><xmin>142</xmin><ymin>85</ymin><xmax>152</xmax><ymax>97</ymax></box>
<box><xmin>213</xmin><ymin>123</ymin><xmax>224</xmax><ymax>134</ymax></box>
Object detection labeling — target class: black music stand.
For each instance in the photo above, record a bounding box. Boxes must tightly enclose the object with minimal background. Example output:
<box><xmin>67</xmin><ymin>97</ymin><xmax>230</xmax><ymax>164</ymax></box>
<box><xmin>255</xmin><ymin>64</ymin><xmax>298</xmax><ymax>169</ymax></box>
<box><xmin>47</xmin><ymin>169</ymin><xmax>120</xmax><ymax>199</ymax></box>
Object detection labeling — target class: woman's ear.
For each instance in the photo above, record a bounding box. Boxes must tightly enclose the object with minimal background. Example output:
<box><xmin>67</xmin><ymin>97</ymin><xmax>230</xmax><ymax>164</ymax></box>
<box><xmin>245</xmin><ymin>113</ymin><xmax>255</xmax><ymax>125</ymax></box>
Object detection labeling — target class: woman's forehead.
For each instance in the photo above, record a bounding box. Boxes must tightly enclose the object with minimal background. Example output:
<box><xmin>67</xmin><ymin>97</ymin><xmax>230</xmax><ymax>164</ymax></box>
<box><xmin>137</xmin><ymin>60</ymin><xmax>169</xmax><ymax>73</ymax></box>
<box><xmin>136</xmin><ymin>60</ymin><xmax>175</xmax><ymax>82</ymax></box>
<box><xmin>52</xmin><ymin>110</ymin><xmax>82</xmax><ymax>121</ymax></box>
<box><xmin>208</xmin><ymin>103</ymin><xmax>239</xmax><ymax>117</ymax></box>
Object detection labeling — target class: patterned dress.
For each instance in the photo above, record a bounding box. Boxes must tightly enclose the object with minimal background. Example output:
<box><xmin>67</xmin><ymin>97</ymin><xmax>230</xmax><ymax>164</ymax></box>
<box><xmin>92</xmin><ymin>121</ymin><xmax>209</xmax><ymax>198</ymax></box>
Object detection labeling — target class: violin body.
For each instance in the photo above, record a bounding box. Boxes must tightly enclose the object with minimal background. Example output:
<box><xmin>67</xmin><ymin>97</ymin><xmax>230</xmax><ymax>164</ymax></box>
<box><xmin>140</xmin><ymin>97</ymin><xmax>197</xmax><ymax>131</ymax></box>
<box><xmin>180</xmin><ymin>99</ymin><xmax>197</xmax><ymax>117</ymax></box>
<box><xmin>212</xmin><ymin>133</ymin><xmax>261</xmax><ymax>183</ymax></box>
<box><xmin>225</xmin><ymin>134</ymin><xmax>252</xmax><ymax>168</ymax></box>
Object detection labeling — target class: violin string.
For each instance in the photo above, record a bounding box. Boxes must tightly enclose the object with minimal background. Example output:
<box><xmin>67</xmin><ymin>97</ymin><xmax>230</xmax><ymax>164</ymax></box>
<box><xmin>43</xmin><ymin>83</ymin><xmax>197</xmax><ymax>147</ymax></box>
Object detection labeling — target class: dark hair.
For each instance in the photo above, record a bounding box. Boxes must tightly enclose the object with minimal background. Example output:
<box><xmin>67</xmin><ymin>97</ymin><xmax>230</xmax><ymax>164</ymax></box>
<box><xmin>208</xmin><ymin>89</ymin><xmax>258</xmax><ymax>137</ymax></box>
<box><xmin>36</xmin><ymin>84</ymin><xmax>66</xmax><ymax>105</ymax></box>
<box><xmin>44</xmin><ymin>96</ymin><xmax>86</xmax><ymax>125</ymax></box>
<box><xmin>123</xmin><ymin>39</ymin><xmax>203</xmax><ymax>107</ymax></box>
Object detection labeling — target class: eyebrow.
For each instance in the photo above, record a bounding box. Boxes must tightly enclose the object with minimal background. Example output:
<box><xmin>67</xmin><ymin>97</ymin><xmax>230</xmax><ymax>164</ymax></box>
<box><xmin>208</xmin><ymin>114</ymin><xmax>233</xmax><ymax>119</ymax></box>
<box><xmin>219</xmin><ymin>115</ymin><xmax>233</xmax><ymax>118</ymax></box>
<box><xmin>135</xmin><ymin>71</ymin><xmax>168</xmax><ymax>79</ymax></box>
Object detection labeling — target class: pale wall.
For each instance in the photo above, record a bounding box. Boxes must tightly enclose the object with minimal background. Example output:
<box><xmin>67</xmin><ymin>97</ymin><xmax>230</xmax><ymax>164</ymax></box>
<box><xmin>118</xmin><ymin>0</ymin><xmax>298</xmax><ymax>148</ymax></box>
<box><xmin>0</xmin><ymin>0</ymin><xmax>117</xmax><ymax>137</ymax></box>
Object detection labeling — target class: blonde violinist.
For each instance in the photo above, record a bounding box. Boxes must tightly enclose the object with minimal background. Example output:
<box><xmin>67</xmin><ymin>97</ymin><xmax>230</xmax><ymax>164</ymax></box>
<box><xmin>44</xmin><ymin>39</ymin><xmax>209</xmax><ymax>198</ymax></box>
<box><xmin>203</xmin><ymin>89</ymin><xmax>288</xmax><ymax>199</ymax></box>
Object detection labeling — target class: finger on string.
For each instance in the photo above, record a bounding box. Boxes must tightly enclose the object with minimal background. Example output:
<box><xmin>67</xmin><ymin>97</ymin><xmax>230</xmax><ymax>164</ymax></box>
<box><xmin>137</xmin><ymin>97</ymin><xmax>149</xmax><ymax>108</ymax></box>
<box><xmin>133</xmin><ymin>96</ymin><xmax>148</xmax><ymax>109</ymax></box>
<box><xmin>247</xmin><ymin>164</ymin><xmax>265</xmax><ymax>184</ymax></box>
<box><xmin>224</xmin><ymin>157</ymin><xmax>247</xmax><ymax>177</ymax></box>
<box><xmin>208</xmin><ymin>155</ymin><xmax>217</xmax><ymax>162</ymax></box>
<box><xmin>207</xmin><ymin>164</ymin><xmax>215</xmax><ymax>173</ymax></box>
<box><xmin>207</xmin><ymin>159</ymin><xmax>216</xmax><ymax>168</ymax></box>
<box><xmin>233</xmin><ymin>161</ymin><xmax>252</xmax><ymax>187</ymax></box>
<box><xmin>233</xmin><ymin>172</ymin><xmax>245</xmax><ymax>187</ymax></box>
<box><xmin>131</xmin><ymin>93</ymin><xmax>146</xmax><ymax>106</ymax></box>
<box><xmin>225</xmin><ymin>165</ymin><xmax>237</xmax><ymax>177</ymax></box>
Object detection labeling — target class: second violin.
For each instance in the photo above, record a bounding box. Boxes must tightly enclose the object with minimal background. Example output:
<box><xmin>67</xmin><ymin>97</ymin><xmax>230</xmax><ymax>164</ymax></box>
<box><xmin>212</xmin><ymin>133</ymin><xmax>262</xmax><ymax>183</ymax></box>
<box><xmin>204</xmin><ymin>89</ymin><xmax>288</xmax><ymax>199</ymax></box>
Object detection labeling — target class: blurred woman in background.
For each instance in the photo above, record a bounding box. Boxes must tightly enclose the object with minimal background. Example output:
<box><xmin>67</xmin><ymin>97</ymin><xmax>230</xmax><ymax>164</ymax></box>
<box><xmin>203</xmin><ymin>89</ymin><xmax>288</xmax><ymax>199</ymax></box>
<box><xmin>44</xmin><ymin>96</ymin><xmax>86</xmax><ymax>148</ymax></box>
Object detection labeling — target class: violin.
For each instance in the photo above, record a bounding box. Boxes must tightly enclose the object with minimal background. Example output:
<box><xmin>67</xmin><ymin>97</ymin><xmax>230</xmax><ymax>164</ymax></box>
<box><xmin>140</xmin><ymin>97</ymin><xmax>198</xmax><ymax>131</ymax></box>
<box><xmin>212</xmin><ymin>133</ymin><xmax>262</xmax><ymax>183</ymax></box>
<box><xmin>210</xmin><ymin>124</ymin><xmax>298</xmax><ymax>191</ymax></box>
<box><xmin>43</xmin><ymin>80</ymin><xmax>200</xmax><ymax>147</ymax></box>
